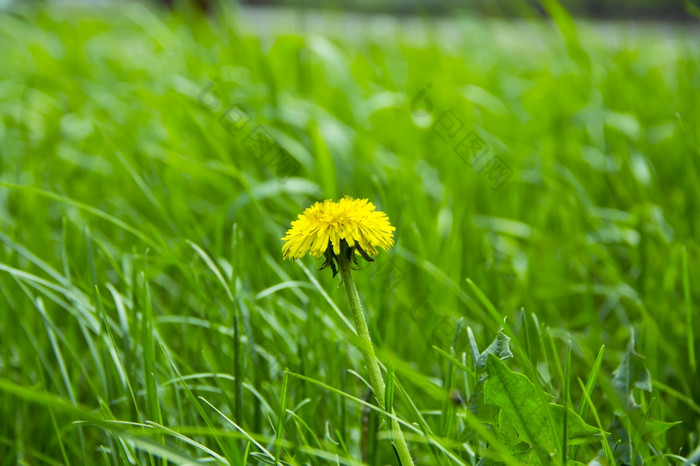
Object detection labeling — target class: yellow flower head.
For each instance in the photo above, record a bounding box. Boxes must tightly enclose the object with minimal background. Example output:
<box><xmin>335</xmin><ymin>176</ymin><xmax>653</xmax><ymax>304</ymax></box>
<box><xmin>281</xmin><ymin>196</ymin><xmax>395</xmax><ymax>275</ymax></box>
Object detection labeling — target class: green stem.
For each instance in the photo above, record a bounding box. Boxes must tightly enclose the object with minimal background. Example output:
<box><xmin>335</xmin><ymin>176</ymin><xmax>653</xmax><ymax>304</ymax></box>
<box><xmin>338</xmin><ymin>248</ymin><xmax>414</xmax><ymax>466</ymax></box>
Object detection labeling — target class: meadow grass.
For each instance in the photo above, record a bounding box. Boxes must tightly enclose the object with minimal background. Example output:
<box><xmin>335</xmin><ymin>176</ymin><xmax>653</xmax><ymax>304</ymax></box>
<box><xmin>0</xmin><ymin>1</ymin><xmax>699</xmax><ymax>464</ymax></box>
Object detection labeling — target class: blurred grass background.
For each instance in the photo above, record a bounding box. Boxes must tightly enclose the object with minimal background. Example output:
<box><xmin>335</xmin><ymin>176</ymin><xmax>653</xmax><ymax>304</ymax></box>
<box><xmin>167</xmin><ymin>0</ymin><xmax>700</xmax><ymax>19</ymax></box>
<box><xmin>0</xmin><ymin>0</ymin><xmax>699</xmax><ymax>464</ymax></box>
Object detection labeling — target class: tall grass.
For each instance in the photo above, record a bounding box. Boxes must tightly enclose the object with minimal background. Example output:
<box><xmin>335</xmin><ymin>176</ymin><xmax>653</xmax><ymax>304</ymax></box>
<box><xmin>0</xmin><ymin>1</ymin><xmax>698</xmax><ymax>464</ymax></box>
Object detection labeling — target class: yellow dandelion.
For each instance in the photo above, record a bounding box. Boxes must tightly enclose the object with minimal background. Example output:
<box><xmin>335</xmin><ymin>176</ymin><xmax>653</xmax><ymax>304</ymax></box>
<box><xmin>279</xmin><ymin>196</ymin><xmax>413</xmax><ymax>464</ymax></box>
<box><xmin>281</xmin><ymin>196</ymin><xmax>395</xmax><ymax>275</ymax></box>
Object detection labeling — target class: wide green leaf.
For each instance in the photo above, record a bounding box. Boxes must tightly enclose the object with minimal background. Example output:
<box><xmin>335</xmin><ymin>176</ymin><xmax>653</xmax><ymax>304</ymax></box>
<box><xmin>485</xmin><ymin>355</ymin><xmax>601</xmax><ymax>464</ymax></box>
<box><xmin>612</xmin><ymin>332</ymin><xmax>652</xmax><ymax>410</ymax></box>
<box><xmin>485</xmin><ymin>354</ymin><xmax>557</xmax><ymax>463</ymax></box>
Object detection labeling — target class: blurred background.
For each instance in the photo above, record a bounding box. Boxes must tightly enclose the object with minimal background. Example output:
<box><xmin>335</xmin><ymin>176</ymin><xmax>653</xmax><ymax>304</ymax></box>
<box><xmin>5</xmin><ymin>0</ymin><xmax>699</xmax><ymax>19</ymax></box>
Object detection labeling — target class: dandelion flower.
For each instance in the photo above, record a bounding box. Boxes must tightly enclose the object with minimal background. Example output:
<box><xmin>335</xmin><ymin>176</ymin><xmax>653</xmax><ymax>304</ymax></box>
<box><xmin>281</xmin><ymin>196</ymin><xmax>395</xmax><ymax>275</ymax></box>
<box><xmin>279</xmin><ymin>196</ymin><xmax>413</xmax><ymax>464</ymax></box>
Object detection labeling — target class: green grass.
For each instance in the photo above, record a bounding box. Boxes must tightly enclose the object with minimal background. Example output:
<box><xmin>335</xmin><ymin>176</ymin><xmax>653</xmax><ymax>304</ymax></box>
<box><xmin>1</xmin><ymin>1</ymin><xmax>699</xmax><ymax>464</ymax></box>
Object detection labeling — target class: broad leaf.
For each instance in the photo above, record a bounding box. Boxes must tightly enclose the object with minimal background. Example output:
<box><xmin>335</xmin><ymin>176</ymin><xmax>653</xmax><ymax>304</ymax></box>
<box><xmin>467</xmin><ymin>330</ymin><xmax>514</xmax><ymax>425</ymax></box>
<box><xmin>475</xmin><ymin>331</ymin><xmax>514</xmax><ymax>371</ymax></box>
<box><xmin>485</xmin><ymin>354</ymin><xmax>557</xmax><ymax>463</ymax></box>
<box><xmin>485</xmin><ymin>355</ymin><xmax>602</xmax><ymax>462</ymax></box>
<box><xmin>549</xmin><ymin>404</ymin><xmax>602</xmax><ymax>445</ymax></box>
<box><xmin>611</xmin><ymin>332</ymin><xmax>651</xmax><ymax>410</ymax></box>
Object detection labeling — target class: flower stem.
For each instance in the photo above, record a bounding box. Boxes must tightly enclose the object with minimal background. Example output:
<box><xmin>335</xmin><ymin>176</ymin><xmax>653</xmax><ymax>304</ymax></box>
<box><xmin>338</xmin><ymin>251</ymin><xmax>414</xmax><ymax>466</ymax></box>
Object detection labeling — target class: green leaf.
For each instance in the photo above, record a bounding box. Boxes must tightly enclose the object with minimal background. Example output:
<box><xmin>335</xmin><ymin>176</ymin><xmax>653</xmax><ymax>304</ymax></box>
<box><xmin>498</xmin><ymin>405</ymin><xmax>602</xmax><ymax>449</ymax></box>
<box><xmin>549</xmin><ymin>404</ymin><xmax>602</xmax><ymax>445</ymax></box>
<box><xmin>612</xmin><ymin>332</ymin><xmax>652</xmax><ymax>410</ymax></box>
<box><xmin>468</xmin><ymin>375</ymin><xmax>498</xmax><ymax>428</ymax></box>
<box><xmin>498</xmin><ymin>410</ymin><xmax>537</xmax><ymax>461</ymax></box>
<box><xmin>468</xmin><ymin>331</ymin><xmax>514</xmax><ymax>426</ymax></box>
<box><xmin>606</xmin><ymin>416</ymin><xmax>643</xmax><ymax>465</ymax></box>
<box><xmin>485</xmin><ymin>355</ymin><xmax>601</xmax><ymax>463</ymax></box>
<box><xmin>476</xmin><ymin>332</ymin><xmax>514</xmax><ymax>371</ymax></box>
<box><xmin>641</xmin><ymin>419</ymin><xmax>682</xmax><ymax>440</ymax></box>
<box><xmin>485</xmin><ymin>354</ymin><xmax>556</xmax><ymax>464</ymax></box>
